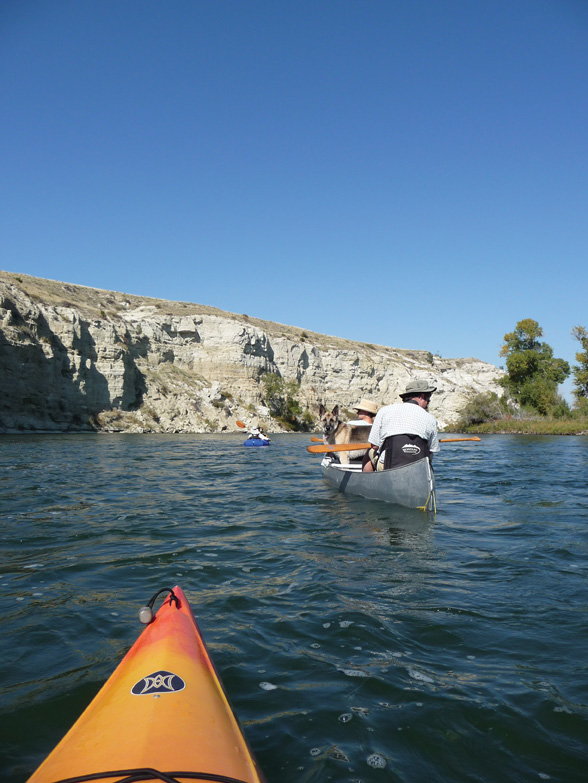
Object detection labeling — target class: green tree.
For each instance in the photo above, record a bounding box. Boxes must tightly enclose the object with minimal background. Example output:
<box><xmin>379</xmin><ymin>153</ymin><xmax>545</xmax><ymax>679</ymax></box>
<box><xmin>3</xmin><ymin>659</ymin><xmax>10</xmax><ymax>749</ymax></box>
<box><xmin>499</xmin><ymin>319</ymin><xmax>570</xmax><ymax>415</ymax></box>
<box><xmin>571</xmin><ymin>325</ymin><xmax>588</xmax><ymax>411</ymax></box>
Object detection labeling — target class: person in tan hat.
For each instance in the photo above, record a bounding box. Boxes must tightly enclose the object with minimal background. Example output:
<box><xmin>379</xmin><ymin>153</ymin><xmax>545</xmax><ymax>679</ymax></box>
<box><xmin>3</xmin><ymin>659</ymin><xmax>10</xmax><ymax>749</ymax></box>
<box><xmin>348</xmin><ymin>398</ymin><xmax>378</xmax><ymax>426</ymax></box>
<box><xmin>362</xmin><ymin>378</ymin><xmax>439</xmax><ymax>472</ymax></box>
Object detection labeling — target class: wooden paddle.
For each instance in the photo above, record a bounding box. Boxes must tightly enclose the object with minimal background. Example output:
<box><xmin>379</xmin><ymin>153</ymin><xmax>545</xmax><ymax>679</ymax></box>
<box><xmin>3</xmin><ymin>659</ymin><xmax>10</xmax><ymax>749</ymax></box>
<box><xmin>307</xmin><ymin>436</ymin><xmax>481</xmax><ymax>454</ymax></box>
<box><xmin>307</xmin><ymin>442</ymin><xmax>371</xmax><ymax>454</ymax></box>
<box><xmin>310</xmin><ymin>436</ymin><xmax>324</xmax><ymax>442</ymax></box>
<box><xmin>439</xmin><ymin>437</ymin><xmax>481</xmax><ymax>443</ymax></box>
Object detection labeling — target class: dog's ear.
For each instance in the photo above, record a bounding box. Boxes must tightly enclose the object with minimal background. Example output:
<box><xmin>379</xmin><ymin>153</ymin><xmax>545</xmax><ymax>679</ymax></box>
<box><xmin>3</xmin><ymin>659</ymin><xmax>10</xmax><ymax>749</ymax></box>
<box><xmin>332</xmin><ymin>405</ymin><xmax>339</xmax><ymax>416</ymax></box>
<box><xmin>319</xmin><ymin>404</ymin><xmax>325</xmax><ymax>416</ymax></box>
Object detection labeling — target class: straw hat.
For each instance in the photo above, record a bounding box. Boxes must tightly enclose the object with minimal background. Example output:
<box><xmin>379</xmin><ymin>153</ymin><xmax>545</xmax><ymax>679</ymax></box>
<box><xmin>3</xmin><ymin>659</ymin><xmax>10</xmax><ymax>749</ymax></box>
<box><xmin>353</xmin><ymin>398</ymin><xmax>378</xmax><ymax>415</ymax></box>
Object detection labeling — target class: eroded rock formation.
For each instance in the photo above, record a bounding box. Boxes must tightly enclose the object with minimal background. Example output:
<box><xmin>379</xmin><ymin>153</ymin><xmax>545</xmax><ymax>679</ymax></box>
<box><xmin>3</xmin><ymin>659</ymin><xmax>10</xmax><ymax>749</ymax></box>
<box><xmin>0</xmin><ymin>271</ymin><xmax>504</xmax><ymax>432</ymax></box>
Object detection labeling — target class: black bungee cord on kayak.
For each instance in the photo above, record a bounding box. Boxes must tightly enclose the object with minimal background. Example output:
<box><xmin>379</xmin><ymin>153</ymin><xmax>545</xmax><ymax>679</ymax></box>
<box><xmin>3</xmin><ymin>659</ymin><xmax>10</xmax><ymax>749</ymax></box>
<box><xmin>44</xmin><ymin>767</ymin><xmax>256</xmax><ymax>783</ymax></box>
<box><xmin>46</xmin><ymin>769</ymin><xmax>255</xmax><ymax>783</ymax></box>
<box><xmin>138</xmin><ymin>587</ymin><xmax>179</xmax><ymax>625</ymax></box>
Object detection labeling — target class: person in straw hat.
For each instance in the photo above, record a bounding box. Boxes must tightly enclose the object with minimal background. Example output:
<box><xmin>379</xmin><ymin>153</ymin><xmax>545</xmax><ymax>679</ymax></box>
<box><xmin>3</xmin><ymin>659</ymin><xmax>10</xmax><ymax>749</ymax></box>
<box><xmin>362</xmin><ymin>378</ymin><xmax>439</xmax><ymax>472</ymax></box>
<box><xmin>346</xmin><ymin>398</ymin><xmax>378</xmax><ymax>426</ymax></box>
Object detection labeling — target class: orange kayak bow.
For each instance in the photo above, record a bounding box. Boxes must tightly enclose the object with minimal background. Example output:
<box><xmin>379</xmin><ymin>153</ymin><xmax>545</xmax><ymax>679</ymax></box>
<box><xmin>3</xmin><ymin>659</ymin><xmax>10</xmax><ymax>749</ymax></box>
<box><xmin>27</xmin><ymin>586</ymin><xmax>265</xmax><ymax>783</ymax></box>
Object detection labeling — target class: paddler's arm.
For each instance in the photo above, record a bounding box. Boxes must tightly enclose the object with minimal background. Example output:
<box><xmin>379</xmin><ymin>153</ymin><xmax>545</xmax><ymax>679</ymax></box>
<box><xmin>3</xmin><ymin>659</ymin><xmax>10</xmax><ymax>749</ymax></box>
<box><xmin>362</xmin><ymin>444</ymin><xmax>378</xmax><ymax>472</ymax></box>
<box><xmin>362</xmin><ymin>412</ymin><xmax>383</xmax><ymax>472</ymax></box>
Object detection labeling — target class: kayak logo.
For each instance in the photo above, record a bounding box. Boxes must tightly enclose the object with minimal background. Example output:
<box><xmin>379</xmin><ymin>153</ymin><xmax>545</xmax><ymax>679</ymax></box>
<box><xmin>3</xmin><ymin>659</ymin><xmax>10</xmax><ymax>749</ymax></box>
<box><xmin>131</xmin><ymin>670</ymin><xmax>185</xmax><ymax>695</ymax></box>
<box><xmin>402</xmin><ymin>444</ymin><xmax>421</xmax><ymax>455</ymax></box>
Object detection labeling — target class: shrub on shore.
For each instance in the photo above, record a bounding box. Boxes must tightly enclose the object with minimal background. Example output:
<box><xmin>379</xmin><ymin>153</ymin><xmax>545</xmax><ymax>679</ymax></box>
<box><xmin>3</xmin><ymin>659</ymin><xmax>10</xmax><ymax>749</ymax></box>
<box><xmin>460</xmin><ymin>416</ymin><xmax>588</xmax><ymax>435</ymax></box>
<box><xmin>454</xmin><ymin>392</ymin><xmax>510</xmax><ymax>428</ymax></box>
<box><xmin>453</xmin><ymin>392</ymin><xmax>588</xmax><ymax>435</ymax></box>
<box><xmin>260</xmin><ymin>372</ymin><xmax>314</xmax><ymax>431</ymax></box>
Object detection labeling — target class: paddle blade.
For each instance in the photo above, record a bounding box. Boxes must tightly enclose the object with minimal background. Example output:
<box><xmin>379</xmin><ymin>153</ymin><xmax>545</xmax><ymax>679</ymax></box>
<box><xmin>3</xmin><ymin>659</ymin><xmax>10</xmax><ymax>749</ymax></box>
<box><xmin>307</xmin><ymin>442</ymin><xmax>371</xmax><ymax>454</ymax></box>
<box><xmin>236</xmin><ymin>421</ymin><xmax>246</xmax><ymax>428</ymax></box>
<box><xmin>310</xmin><ymin>436</ymin><xmax>324</xmax><ymax>443</ymax></box>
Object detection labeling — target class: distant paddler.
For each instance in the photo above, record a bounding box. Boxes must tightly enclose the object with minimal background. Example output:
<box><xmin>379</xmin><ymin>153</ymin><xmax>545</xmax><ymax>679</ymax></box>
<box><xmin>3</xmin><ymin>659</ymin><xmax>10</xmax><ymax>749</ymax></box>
<box><xmin>248</xmin><ymin>423</ymin><xmax>270</xmax><ymax>443</ymax></box>
<box><xmin>238</xmin><ymin>419</ymin><xmax>271</xmax><ymax>443</ymax></box>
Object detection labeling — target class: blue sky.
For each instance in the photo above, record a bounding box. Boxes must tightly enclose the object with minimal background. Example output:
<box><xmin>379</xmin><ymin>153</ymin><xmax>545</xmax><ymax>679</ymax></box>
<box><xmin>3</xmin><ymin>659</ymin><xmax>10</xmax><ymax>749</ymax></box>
<box><xmin>2</xmin><ymin>1</ymin><xmax>587</xmax><ymax>398</ymax></box>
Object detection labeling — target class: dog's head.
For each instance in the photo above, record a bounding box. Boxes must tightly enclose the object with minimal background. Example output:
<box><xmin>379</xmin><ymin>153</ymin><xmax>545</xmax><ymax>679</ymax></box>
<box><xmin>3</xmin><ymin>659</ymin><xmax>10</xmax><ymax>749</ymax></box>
<box><xmin>319</xmin><ymin>404</ymin><xmax>340</xmax><ymax>439</ymax></box>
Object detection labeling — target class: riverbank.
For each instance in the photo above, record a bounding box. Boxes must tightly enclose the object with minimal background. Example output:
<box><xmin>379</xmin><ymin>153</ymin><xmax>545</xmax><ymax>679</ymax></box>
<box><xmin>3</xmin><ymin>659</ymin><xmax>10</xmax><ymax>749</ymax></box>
<box><xmin>456</xmin><ymin>416</ymin><xmax>588</xmax><ymax>435</ymax></box>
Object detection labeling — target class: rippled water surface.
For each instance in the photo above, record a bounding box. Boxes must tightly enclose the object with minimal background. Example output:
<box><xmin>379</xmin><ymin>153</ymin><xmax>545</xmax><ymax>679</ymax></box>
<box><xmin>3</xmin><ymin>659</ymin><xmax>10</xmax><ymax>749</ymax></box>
<box><xmin>1</xmin><ymin>433</ymin><xmax>587</xmax><ymax>782</ymax></box>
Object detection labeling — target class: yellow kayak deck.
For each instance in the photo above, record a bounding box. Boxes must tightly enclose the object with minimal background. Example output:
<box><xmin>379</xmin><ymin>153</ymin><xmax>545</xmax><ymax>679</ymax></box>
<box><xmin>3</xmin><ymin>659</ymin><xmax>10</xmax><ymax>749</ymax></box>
<box><xmin>27</xmin><ymin>586</ymin><xmax>265</xmax><ymax>783</ymax></box>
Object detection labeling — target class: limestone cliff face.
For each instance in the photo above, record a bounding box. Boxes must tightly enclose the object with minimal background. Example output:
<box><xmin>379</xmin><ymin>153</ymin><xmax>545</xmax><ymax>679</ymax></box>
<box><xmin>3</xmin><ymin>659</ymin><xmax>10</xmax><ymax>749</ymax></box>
<box><xmin>0</xmin><ymin>271</ymin><xmax>504</xmax><ymax>433</ymax></box>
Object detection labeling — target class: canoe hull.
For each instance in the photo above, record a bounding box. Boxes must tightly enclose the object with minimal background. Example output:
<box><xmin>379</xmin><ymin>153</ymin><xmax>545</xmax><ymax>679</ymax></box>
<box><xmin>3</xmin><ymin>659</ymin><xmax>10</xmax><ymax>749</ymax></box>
<box><xmin>27</xmin><ymin>586</ymin><xmax>264</xmax><ymax>783</ymax></box>
<box><xmin>321</xmin><ymin>456</ymin><xmax>436</xmax><ymax>511</ymax></box>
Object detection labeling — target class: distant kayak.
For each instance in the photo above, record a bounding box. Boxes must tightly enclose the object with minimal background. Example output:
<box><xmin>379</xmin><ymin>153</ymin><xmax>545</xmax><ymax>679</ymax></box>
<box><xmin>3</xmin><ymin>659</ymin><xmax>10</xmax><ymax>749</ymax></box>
<box><xmin>27</xmin><ymin>586</ymin><xmax>265</xmax><ymax>783</ymax></box>
<box><xmin>244</xmin><ymin>438</ymin><xmax>271</xmax><ymax>447</ymax></box>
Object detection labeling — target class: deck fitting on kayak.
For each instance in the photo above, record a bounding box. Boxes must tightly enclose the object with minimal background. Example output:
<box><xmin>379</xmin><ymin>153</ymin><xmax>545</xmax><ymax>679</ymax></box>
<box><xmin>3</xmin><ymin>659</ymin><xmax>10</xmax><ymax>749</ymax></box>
<box><xmin>139</xmin><ymin>587</ymin><xmax>179</xmax><ymax>625</ymax></box>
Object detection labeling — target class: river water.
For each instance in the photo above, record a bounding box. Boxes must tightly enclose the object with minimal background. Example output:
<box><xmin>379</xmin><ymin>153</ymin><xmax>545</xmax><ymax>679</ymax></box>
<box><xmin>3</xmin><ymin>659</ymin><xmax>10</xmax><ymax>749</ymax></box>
<box><xmin>1</xmin><ymin>433</ymin><xmax>587</xmax><ymax>782</ymax></box>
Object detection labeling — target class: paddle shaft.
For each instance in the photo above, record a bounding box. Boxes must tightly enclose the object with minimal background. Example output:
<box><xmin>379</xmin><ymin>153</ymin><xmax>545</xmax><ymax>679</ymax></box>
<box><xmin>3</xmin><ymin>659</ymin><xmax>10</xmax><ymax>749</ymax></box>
<box><xmin>307</xmin><ymin>442</ymin><xmax>371</xmax><ymax>453</ymax></box>
<box><xmin>307</xmin><ymin>436</ymin><xmax>480</xmax><ymax>453</ymax></box>
<box><xmin>439</xmin><ymin>437</ymin><xmax>481</xmax><ymax>442</ymax></box>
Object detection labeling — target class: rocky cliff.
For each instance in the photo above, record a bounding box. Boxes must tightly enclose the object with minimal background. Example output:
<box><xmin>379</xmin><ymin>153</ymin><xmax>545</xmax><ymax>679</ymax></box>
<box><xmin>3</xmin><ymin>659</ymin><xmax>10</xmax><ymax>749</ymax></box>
<box><xmin>0</xmin><ymin>271</ymin><xmax>504</xmax><ymax>433</ymax></box>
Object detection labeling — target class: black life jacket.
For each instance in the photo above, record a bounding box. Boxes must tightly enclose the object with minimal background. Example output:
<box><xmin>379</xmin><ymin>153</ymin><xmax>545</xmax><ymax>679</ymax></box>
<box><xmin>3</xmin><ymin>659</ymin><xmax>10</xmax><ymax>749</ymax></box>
<box><xmin>380</xmin><ymin>433</ymin><xmax>430</xmax><ymax>470</ymax></box>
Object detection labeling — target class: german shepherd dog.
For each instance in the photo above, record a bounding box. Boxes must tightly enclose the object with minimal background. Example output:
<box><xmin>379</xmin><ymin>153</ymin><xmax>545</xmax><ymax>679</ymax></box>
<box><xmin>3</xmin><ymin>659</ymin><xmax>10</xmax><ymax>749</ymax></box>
<box><xmin>318</xmin><ymin>404</ymin><xmax>371</xmax><ymax>465</ymax></box>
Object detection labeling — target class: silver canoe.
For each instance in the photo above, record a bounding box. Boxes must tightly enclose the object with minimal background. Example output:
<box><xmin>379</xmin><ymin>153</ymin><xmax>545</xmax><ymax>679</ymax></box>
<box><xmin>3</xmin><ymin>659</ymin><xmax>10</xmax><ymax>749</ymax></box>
<box><xmin>320</xmin><ymin>456</ymin><xmax>436</xmax><ymax>512</ymax></box>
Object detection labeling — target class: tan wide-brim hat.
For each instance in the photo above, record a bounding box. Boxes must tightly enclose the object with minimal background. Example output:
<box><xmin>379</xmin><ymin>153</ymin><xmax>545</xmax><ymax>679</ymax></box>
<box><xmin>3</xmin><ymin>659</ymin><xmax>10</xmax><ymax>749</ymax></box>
<box><xmin>399</xmin><ymin>378</ymin><xmax>437</xmax><ymax>398</ymax></box>
<box><xmin>353</xmin><ymin>398</ymin><xmax>378</xmax><ymax>415</ymax></box>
